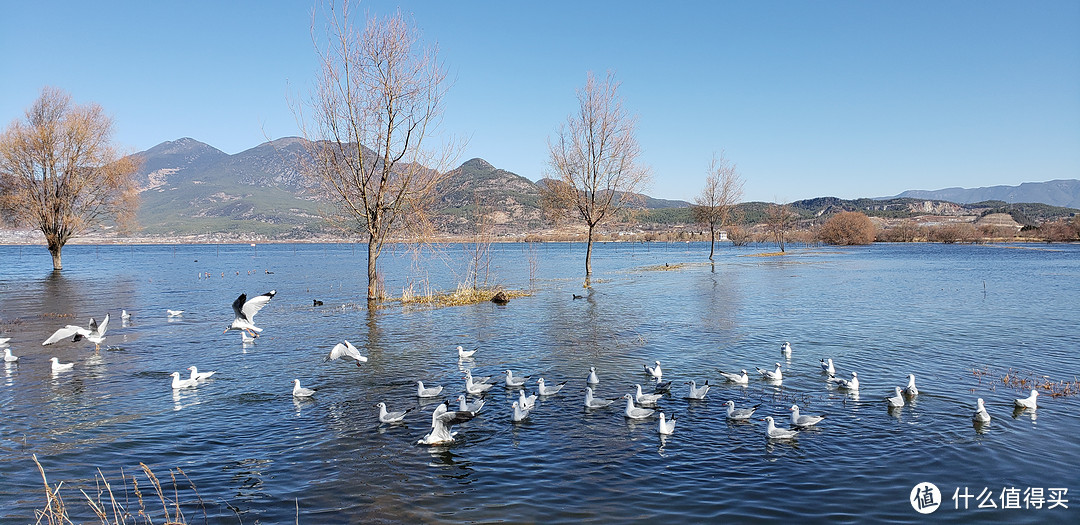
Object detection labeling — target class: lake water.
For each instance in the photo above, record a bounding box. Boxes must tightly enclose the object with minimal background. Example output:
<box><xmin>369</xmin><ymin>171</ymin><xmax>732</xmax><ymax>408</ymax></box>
<box><xmin>0</xmin><ymin>241</ymin><xmax>1078</xmax><ymax>523</ymax></box>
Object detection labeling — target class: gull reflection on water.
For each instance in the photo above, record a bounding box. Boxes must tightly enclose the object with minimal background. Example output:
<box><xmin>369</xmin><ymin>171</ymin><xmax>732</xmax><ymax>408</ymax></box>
<box><xmin>173</xmin><ymin>389</ymin><xmax>200</xmax><ymax>411</ymax></box>
<box><xmin>293</xmin><ymin>396</ymin><xmax>316</xmax><ymax>415</ymax></box>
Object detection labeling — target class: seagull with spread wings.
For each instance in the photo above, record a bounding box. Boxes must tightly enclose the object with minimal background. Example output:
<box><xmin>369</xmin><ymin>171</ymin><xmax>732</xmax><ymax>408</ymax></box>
<box><xmin>43</xmin><ymin>314</ymin><xmax>110</xmax><ymax>350</ymax></box>
<box><xmin>224</xmin><ymin>290</ymin><xmax>276</xmax><ymax>338</ymax></box>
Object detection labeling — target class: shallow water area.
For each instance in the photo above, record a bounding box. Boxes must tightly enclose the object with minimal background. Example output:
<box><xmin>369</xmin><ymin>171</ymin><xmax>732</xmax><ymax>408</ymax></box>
<box><xmin>0</xmin><ymin>242</ymin><xmax>1078</xmax><ymax>523</ymax></box>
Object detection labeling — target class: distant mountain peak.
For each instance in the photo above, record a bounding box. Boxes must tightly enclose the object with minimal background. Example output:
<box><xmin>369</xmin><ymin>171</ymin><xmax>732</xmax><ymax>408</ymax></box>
<box><xmin>883</xmin><ymin>179</ymin><xmax>1080</xmax><ymax>209</ymax></box>
<box><xmin>461</xmin><ymin>158</ymin><xmax>494</xmax><ymax>171</ymax></box>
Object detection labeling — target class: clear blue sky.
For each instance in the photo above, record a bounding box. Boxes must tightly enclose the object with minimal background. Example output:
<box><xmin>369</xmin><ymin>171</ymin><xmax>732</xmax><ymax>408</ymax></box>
<box><xmin>2</xmin><ymin>1</ymin><xmax>1078</xmax><ymax>203</ymax></box>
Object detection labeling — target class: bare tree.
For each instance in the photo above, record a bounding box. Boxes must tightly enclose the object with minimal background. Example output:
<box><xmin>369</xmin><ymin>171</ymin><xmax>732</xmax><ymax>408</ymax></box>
<box><xmin>298</xmin><ymin>4</ymin><xmax>456</xmax><ymax>301</ymax></box>
<box><xmin>0</xmin><ymin>87</ymin><xmax>137</xmax><ymax>270</ymax></box>
<box><xmin>765</xmin><ymin>203</ymin><xmax>795</xmax><ymax>252</ymax></box>
<box><xmin>692</xmin><ymin>152</ymin><xmax>743</xmax><ymax>260</ymax></box>
<box><xmin>546</xmin><ymin>71</ymin><xmax>650</xmax><ymax>285</ymax></box>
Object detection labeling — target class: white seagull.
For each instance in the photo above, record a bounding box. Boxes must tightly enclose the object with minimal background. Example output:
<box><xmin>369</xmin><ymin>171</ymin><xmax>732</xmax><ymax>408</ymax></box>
<box><xmin>465</xmin><ymin>370</ymin><xmax>492</xmax><ymax>384</ymax></box>
<box><xmin>725</xmin><ymin>400</ymin><xmax>761</xmax><ymax>421</ymax></box>
<box><xmin>886</xmin><ymin>387</ymin><xmax>905</xmax><ymax>408</ymax></box>
<box><xmin>684</xmin><ymin>380</ymin><xmax>710</xmax><ymax>400</ymax></box>
<box><xmin>820</xmin><ymin>358</ymin><xmax>835</xmax><ymax>375</ymax></box>
<box><xmin>634</xmin><ymin>384</ymin><xmax>663</xmax><ymax>406</ymax></box>
<box><xmin>167</xmin><ymin>309</ymin><xmax>184</xmax><ymax>317</ymax></box>
<box><xmin>518</xmin><ymin>389</ymin><xmax>538</xmax><ymax>410</ymax></box>
<box><xmin>43</xmin><ymin>314</ymin><xmax>110</xmax><ymax>350</ymax></box>
<box><xmin>375</xmin><ymin>402</ymin><xmax>412</xmax><ymax>424</ymax></box>
<box><xmin>781</xmin><ymin>341</ymin><xmax>792</xmax><ymax>356</ymax></box>
<box><xmin>171</xmin><ymin>371</ymin><xmax>197</xmax><ymax>389</ymax></box>
<box><xmin>292</xmin><ymin>379</ymin><xmax>315</xmax><ymax>397</ymax></box>
<box><xmin>756</xmin><ymin>362</ymin><xmax>783</xmax><ymax>382</ymax></box>
<box><xmin>417</xmin><ymin>401</ymin><xmax>476</xmax><ymax>445</ymax></box>
<box><xmin>0</xmin><ymin>337</ymin><xmax>10</xmax><ymax>346</ymax></box>
<box><xmin>325</xmin><ymin>340</ymin><xmax>368</xmax><ymax>367</ymax></box>
<box><xmin>658</xmin><ymin>412</ymin><xmax>677</xmax><ymax>435</ymax></box>
<box><xmin>223</xmin><ymin>290</ymin><xmax>276</xmax><ymax>337</ymax></box>
<box><xmin>973</xmin><ymin>398</ymin><xmax>991</xmax><ymax>422</ymax></box>
<box><xmin>511</xmin><ymin>401</ymin><xmax>531</xmax><ymax>422</ymax></box>
<box><xmin>762</xmin><ymin>416</ymin><xmax>799</xmax><ymax>440</ymax></box>
<box><xmin>903</xmin><ymin>374</ymin><xmax>919</xmax><ymax>396</ymax></box>
<box><xmin>718</xmin><ymin>369</ymin><xmax>750</xmax><ymax>384</ymax></box>
<box><xmin>465</xmin><ymin>373</ymin><xmax>493</xmax><ymax>395</ymax></box>
<box><xmin>829</xmin><ymin>371</ymin><xmax>860</xmax><ymax>391</ymax></box>
<box><xmin>3</xmin><ymin>348</ymin><xmax>17</xmax><ymax>362</ymax></box>
<box><xmin>789</xmin><ymin>404</ymin><xmax>826</xmax><ymax>427</ymax></box>
<box><xmin>50</xmin><ymin>357</ymin><xmax>74</xmax><ymax>373</ymax></box>
<box><xmin>623</xmin><ymin>394</ymin><xmax>656</xmax><ymax>419</ymax></box>
<box><xmin>586</xmin><ymin>367</ymin><xmax>600</xmax><ymax>385</ymax></box>
<box><xmin>121</xmin><ymin>310</ymin><xmax>131</xmax><ymax>321</ymax></box>
<box><xmin>537</xmin><ymin>377</ymin><xmax>567</xmax><ymax>396</ymax></box>
<box><xmin>457</xmin><ymin>394</ymin><xmax>485</xmax><ymax>413</ymax></box>
<box><xmin>416</xmin><ymin>381</ymin><xmax>444</xmax><ymax>398</ymax></box>
<box><xmin>644</xmin><ymin>361</ymin><xmax>663</xmax><ymax>381</ymax></box>
<box><xmin>1014</xmin><ymin>390</ymin><xmax>1039</xmax><ymax>410</ymax></box>
<box><xmin>457</xmin><ymin>345</ymin><xmax>477</xmax><ymax>359</ymax></box>
<box><xmin>504</xmin><ymin>369</ymin><xmax>528</xmax><ymax>388</ymax></box>
<box><xmin>584</xmin><ymin>387</ymin><xmax>616</xmax><ymax>408</ymax></box>
<box><xmin>188</xmin><ymin>366</ymin><xmax>216</xmax><ymax>381</ymax></box>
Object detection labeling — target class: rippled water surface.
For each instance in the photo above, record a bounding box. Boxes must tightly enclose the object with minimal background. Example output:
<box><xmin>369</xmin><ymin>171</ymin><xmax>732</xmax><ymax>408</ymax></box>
<box><xmin>1</xmin><ymin>242</ymin><xmax>1078</xmax><ymax>523</ymax></box>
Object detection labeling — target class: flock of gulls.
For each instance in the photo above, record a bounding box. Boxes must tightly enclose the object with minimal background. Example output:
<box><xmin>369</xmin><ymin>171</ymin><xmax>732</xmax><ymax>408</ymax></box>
<box><xmin>2</xmin><ymin>293</ymin><xmax>1044</xmax><ymax>447</ymax></box>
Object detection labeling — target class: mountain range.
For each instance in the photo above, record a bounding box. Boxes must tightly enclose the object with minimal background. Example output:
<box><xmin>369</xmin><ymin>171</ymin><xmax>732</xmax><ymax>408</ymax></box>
<box><xmin>128</xmin><ymin>137</ymin><xmax>1078</xmax><ymax>239</ymax></box>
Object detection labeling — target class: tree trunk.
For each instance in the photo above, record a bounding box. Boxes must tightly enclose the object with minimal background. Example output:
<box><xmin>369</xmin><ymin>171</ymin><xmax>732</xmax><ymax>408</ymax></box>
<box><xmin>708</xmin><ymin>223</ymin><xmax>716</xmax><ymax>261</ymax></box>
<box><xmin>584</xmin><ymin>223</ymin><xmax>595</xmax><ymax>287</ymax></box>
<box><xmin>46</xmin><ymin>235</ymin><xmax>63</xmax><ymax>270</ymax></box>
<box><xmin>366</xmin><ymin>237</ymin><xmax>379</xmax><ymax>301</ymax></box>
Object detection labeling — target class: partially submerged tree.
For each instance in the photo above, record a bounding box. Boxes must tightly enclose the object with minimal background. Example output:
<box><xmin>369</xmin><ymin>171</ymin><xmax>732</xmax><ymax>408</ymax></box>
<box><xmin>765</xmin><ymin>203</ymin><xmax>795</xmax><ymax>252</ymax></box>
<box><xmin>546</xmin><ymin>71</ymin><xmax>650</xmax><ymax>285</ymax></box>
<box><xmin>0</xmin><ymin>87</ymin><xmax>137</xmax><ymax>270</ymax></box>
<box><xmin>298</xmin><ymin>4</ymin><xmax>456</xmax><ymax>300</ymax></box>
<box><xmin>692</xmin><ymin>152</ymin><xmax>743</xmax><ymax>260</ymax></box>
<box><xmin>818</xmin><ymin>211</ymin><xmax>875</xmax><ymax>245</ymax></box>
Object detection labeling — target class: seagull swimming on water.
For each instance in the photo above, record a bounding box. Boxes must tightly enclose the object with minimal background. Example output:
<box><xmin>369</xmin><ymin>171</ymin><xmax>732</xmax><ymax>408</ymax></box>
<box><xmin>644</xmin><ymin>361</ymin><xmax>663</xmax><ymax>381</ymax></box>
<box><xmin>886</xmin><ymin>387</ymin><xmax>905</xmax><ymax>408</ymax></box>
<box><xmin>292</xmin><ymin>379</ymin><xmax>315</xmax><ymax>397</ymax></box>
<box><xmin>465</xmin><ymin>373</ymin><xmax>493</xmax><ymax>395</ymax></box>
<box><xmin>829</xmin><ymin>371</ymin><xmax>859</xmax><ymax>391</ymax></box>
<box><xmin>457</xmin><ymin>345</ymin><xmax>477</xmax><ymax>359</ymax></box>
<box><xmin>518</xmin><ymin>389</ymin><xmax>538</xmax><ymax>410</ymax></box>
<box><xmin>780</xmin><ymin>341</ymin><xmax>792</xmax><ymax>356</ymax></box>
<box><xmin>1014</xmin><ymin>390</ymin><xmax>1039</xmax><ymax>410</ymax></box>
<box><xmin>718</xmin><ymin>369</ymin><xmax>750</xmax><ymax>384</ymax></box>
<box><xmin>417</xmin><ymin>401</ymin><xmax>476</xmax><ymax>445</ymax></box>
<box><xmin>43</xmin><ymin>314</ymin><xmax>109</xmax><ymax>350</ymax></box>
<box><xmin>121</xmin><ymin>310</ymin><xmax>131</xmax><ymax>321</ymax></box>
<box><xmin>658</xmin><ymin>412</ymin><xmax>677</xmax><ymax>435</ymax></box>
<box><xmin>820</xmin><ymin>358</ymin><xmax>835</xmax><ymax>375</ymax></box>
<box><xmin>325</xmin><ymin>340</ymin><xmax>368</xmax><ymax>367</ymax></box>
<box><xmin>416</xmin><ymin>381</ymin><xmax>444</xmax><ymax>398</ymax></box>
<box><xmin>223</xmin><ymin>290</ymin><xmax>276</xmax><ymax>338</ymax></box>
<box><xmin>684</xmin><ymin>380</ymin><xmax>710</xmax><ymax>400</ymax></box>
<box><xmin>457</xmin><ymin>394</ymin><xmax>485</xmax><ymax>413</ymax></box>
<box><xmin>171</xmin><ymin>371</ymin><xmax>197</xmax><ymax>389</ymax></box>
<box><xmin>3</xmin><ymin>348</ymin><xmax>18</xmax><ymax>362</ymax></box>
<box><xmin>50</xmin><ymin>357</ymin><xmax>74</xmax><ymax>373</ymax></box>
<box><xmin>537</xmin><ymin>377</ymin><xmax>567</xmax><ymax>396</ymax></box>
<box><xmin>634</xmin><ymin>384</ymin><xmax>663</xmax><ymax>406</ymax></box>
<box><xmin>188</xmin><ymin>366</ymin><xmax>215</xmax><ymax>381</ymax></box>
<box><xmin>756</xmin><ymin>362</ymin><xmax>783</xmax><ymax>382</ymax></box>
<box><xmin>167</xmin><ymin>309</ymin><xmax>184</xmax><ymax>318</ymax></box>
<box><xmin>464</xmin><ymin>369</ymin><xmax>491</xmax><ymax>385</ymax></box>
<box><xmin>973</xmin><ymin>398</ymin><xmax>991</xmax><ymax>422</ymax></box>
<box><xmin>511</xmin><ymin>401</ymin><xmax>531</xmax><ymax>422</ymax></box>
<box><xmin>789</xmin><ymin>404</ymin><xmax>826</xmax><ymax>427</ymax></box>
<box><xmin>584</xmin><ymin>387</ymin><xmax>616</xmax><ymax>408</ymax></box>
<box><xmin>903</xmin><ymin>374</ymin><xmax>919</xmax><ymax>396</ymax></box>
<box><xmin>375</xmin><ymin>402</ymin><xmax>412</xmax><ymax>424</ymax></box>
<box><xmin>623</xmin><ymin>394</ymin><xmax>656</xmax><ymax>419</ymax></box>
<box><xmin>503</xmin><ymin>369</ymin><xmax>528</xmax><ymax>388</ymax></box>
<box><xmin>586</xmin><ymin>367</ymin><xmax>599</xmax><ymax>385</ymax></box>
<box><xmin>725</xmin><ymin>400</ymin><xmax>761</xmax><ymax>421</ymax></box>
<box><xmin>762</xmin><ymin>416</ymin><xmax>799</xmax><ymax>440</ymax></box>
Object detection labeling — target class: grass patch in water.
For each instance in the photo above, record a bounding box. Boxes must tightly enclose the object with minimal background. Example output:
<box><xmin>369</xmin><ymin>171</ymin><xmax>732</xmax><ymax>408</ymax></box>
<box><xmin>391</xmin><ymin>284</ymin><xmax>531</xmax><ymax>308</ymax></box>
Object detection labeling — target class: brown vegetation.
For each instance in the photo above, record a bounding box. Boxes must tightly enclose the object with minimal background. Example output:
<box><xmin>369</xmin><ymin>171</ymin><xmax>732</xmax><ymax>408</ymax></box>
<box><xmin>692</xmin><ymin>152</ymin><xmax>743</xmax><ymax>260</ymax></box>
<box><xmin>817</xmin><ymin>211</ymin><xmax>876</xmax><ymax>245</ymax></box>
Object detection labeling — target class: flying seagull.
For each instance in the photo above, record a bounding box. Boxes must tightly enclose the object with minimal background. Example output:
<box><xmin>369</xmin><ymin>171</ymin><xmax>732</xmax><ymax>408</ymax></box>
<box><xmin>43</xmin><ymin>314</ymin><xmax>109</xmax><ymax>350</ymax></box>
<box><xmin>325</xmin><ymin>340</ymin><xmax>368</xmax><ymax>367</ymax></box>
<box><xmin>224</xmin><ymin>290</ymin><xmax>276</xmax><ymax>337</ymax></box>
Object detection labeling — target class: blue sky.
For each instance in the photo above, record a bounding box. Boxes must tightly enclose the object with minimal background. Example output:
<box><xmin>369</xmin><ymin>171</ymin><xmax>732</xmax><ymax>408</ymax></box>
<box><xmin>2</xmin><ymin>1</ymin><xmax>1077</xmax><ymax>202</ymax></box>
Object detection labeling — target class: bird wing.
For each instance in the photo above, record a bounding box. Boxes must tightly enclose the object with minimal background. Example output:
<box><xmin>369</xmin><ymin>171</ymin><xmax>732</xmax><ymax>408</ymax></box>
<box><xmin>96</xmin><ymin>314</ymin><xmax>110</xmax><ymax>337</ymax></box>
<box><xmin>231</xmin><ymin>294</ymin><xmax>247</xmax><ymax>320</ymax></box>
<box><xmin>241</xmin><ymin>290</ymin><xmax>276</xmax><ymax>321</ymax></box>
<box><xmin>327</xmin><ymin>342</ymin><xmax>347</xmax><ymax>361</ymax></box>
<box><xmin>437</xmin><ymin>409</ymin><xmax>476</xmax><ymax>427</ymax></box>
<box><xmin>43</xmin><ymin>325</ymin><xmax>88</xmax><ymax>345</ymax></box>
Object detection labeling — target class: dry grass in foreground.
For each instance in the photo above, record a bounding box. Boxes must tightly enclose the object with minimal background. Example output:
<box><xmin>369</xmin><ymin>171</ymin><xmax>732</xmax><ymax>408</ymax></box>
<box><xmin>33</xmin><ymin>454</ymin><xmax>202</xmax><ymax>525</ymax></box>
<box><xmin>743</xmin><ymin>251</ymin><xmax>787</xmax><ymax>257</ymax></box>
<box><xmin>394</xmin><ymin>284</ymin><xmax>532</xmax><ymax>308</ymax></box>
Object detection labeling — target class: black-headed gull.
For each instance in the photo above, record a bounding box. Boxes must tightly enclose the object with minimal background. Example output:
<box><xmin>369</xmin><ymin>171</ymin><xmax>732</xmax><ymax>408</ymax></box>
<box><xmin>829</xmin><ymin>371</ymin><xmax>859</xmax><ymax>391</ymax></box>
<box><xmin>584</xmin><ymin>387</ymin><xmax>615</xmax><ymax>408</ymax></box>
<box><xmin>725</xmin><ymin>400</ymin><xmax>760</xmax><ymax>420</ymax></box>
<box><xmin>718</xmin><ymin>369</ymin><xmax>749</xmax><ymax>384</ymax></box>
<box><xmin>43</xmin><ymin>314</ymin><xmax>109</xmax><ymax>350</ymax></box>
<box><xmin>50</xmin><ymin>357</ymin><xmax>74</xmax><ymax>373</ymax></box>
<box><xmin>375</xmin><ymin>402</ymin><xmax>412</xmax><ymax>424</ymax></box>
<box><xmin>1014</xmin><ymin>390</ymin><xmax>1038</xmax><ymax>410</ymax></box>
<box><xmin>820</xmin><ymin>358</ymin><xmax>835</xmax><ymax>375</ymax></box>
<box><xmin>780</xmin><ymin>341</ymin><xmax>792</xmax><ymax>356</ymax></box>
<box><xmin>789</xmin><ymin>404</ymin><xmax>826</xmax><ymax>427</ymax></box>
<box><xmin>537</xmin><ymin>377</ymin><xmax>566</xmax><ymax>396</ymax></box>
<box><xmin>658</xmin><ymin>412</ymin><xmax>677</xmax><ymax>435</ymax></box>
<box><xmin>511</xmin><ymin>401</ymin><xmax>531</xmax><ymax>422</ymax></box>
<box><xmin>586</xmin><ymin>367</ymin><xmax>599</xmax><ymax>385</ymax></box>
<box><xmin>292</xmin><ymin>379</ymin><xmax>315</xmax><ymax>397</ymax></box>
<box><xmin>756</xmin><ymin>363</ymin><xmax>782</xmax><ymax>381</ymax></box>
<box><xmin>973</xmin><ymin>398</ymin><xmax>991</xmax><ymax>422</ymax></box>
<box><xmin>325</xmin><ymin>340</ymin><xmax>368</xmax><ymax>367</ymax></box>
<box><xmin>684</xmin><ymin>380</ymin><xmax>710</xmax><ymax>400</ymax></box>
<box><xmin>886</xmin><ymin>387</ymin><xmax>905</xmax><ymax>408</ymax></box>
<box><xmin>457</xmin><ymin>345</ymin><xmax>477</xmax><ymax>359</ymax></box>
<box><xmin>503</xmin><ymin>369</ymin><xmax>528</xmax><ymax>388</ymax></box>
<box><xmin>762</xmin><ymin>416</ymin><xmax>798</xmax><ymax>440</ymax></box>
<box><xmin>224</xmin><ymin>290</ymin><xmax>276</xmax><ymax>337</ymax></box>
<box><xmin>416</xmin><ymin>381</ymin><xmax>444</xmax><ymax>398</ymax></box>
<box><xmin>518</xmin><ymin>389</ymin><xmax>537</xmax><ymax>410</ymax></box>
<box><xmin>464</xmin><ymin>369</ymin><xmax>491</xmax><ymax>384</ymax></box>
<box><xmin>417</xmin><ymin>401</ymin><xmax>476</xmax><ymax>445</ymax></box>
<box><xmin>457</xmin><ymin>394</ymin><xmax>485</xmax><ymax>413</ymax></box>
<box><xmin>171</xmin><ymin>371</ymin><xmax>197</xmax><ymax>389</ymax></box>
<box><xmin>3</xmin><ymin>348</ymin><xmax>17</xmax><ymax>362</ymax></box>
<box><xmin>634</xmin><ymin>384</ymin><xmax>663</xmax><ymax>406</ymax></box>
<box><xmin>644</xmin><ymin>361</ymin><xmax>663</xmax><ymax>380</ymax></box>
<box><xmin>623</xmin><ymin>393</ymin><xmax>656</xmax><ymax>419</ymax></box>
<box><xmin>465</xmin><ymin>373</ymin><xmax>493</xmax><ymax>395</ymax></box>
<box><xmin>903</xmin><ymin>374</ymin><xmax>919</xmax><ymax>396</ymax></box>
<box><xmin>188</xmin><ymin>366</ymin><xmax>216</xmax><ymax>381</ymax></box>
<box><xmin>167</xmin><ymin>309</ymin><xmax>184</xmax><ymax>317</ymax></box>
